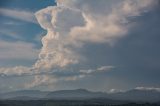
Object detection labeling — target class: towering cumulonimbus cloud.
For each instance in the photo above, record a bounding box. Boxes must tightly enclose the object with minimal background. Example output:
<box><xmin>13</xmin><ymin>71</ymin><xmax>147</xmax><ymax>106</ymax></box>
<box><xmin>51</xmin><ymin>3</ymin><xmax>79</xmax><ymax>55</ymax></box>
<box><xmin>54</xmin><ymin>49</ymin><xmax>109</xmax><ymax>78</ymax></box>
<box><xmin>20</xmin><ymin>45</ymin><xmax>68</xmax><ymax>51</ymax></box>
<box><xmin>0</xmin><ymin>0</ymin><xmax>158</xmax><ymax>88</ymax></box>
<box><xmin>34</xmin><ymin>6</ymin><xmax>84</xmax><ymax>70</ymax></box>
<box><xmin>34</xmin><ymin>0</ymin><xmax>157</xmax><ymax>71</ymax></box>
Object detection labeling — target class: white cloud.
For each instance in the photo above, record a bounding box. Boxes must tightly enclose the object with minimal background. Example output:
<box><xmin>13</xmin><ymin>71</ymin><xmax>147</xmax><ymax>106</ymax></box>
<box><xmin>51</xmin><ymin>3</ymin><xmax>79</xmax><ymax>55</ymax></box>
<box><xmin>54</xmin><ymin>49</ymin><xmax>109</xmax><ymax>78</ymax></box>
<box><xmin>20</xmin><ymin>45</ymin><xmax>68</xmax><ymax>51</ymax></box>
<box><xmin>109</xmin><ymin>89</ymin><xmax>124</xmax><ymax>93</ymax></box>
<box><xmin>34</xmin><ymin>6</ymin><xmax>84</xmax><ymax>70</ymax></box>
<box><xmin>34</xmin><ymin>0</ymin><xmax>157</xmax><ymax>71</ymax></box>
<box><xmin>97</xmin><ymin>66</ymin><xmax>114</xmax><ymax>71</ymax></box>
<box><xmin>0</xmin><ymin>66</ymin><xmax>31</xmax><ymax>76</ymax></box>
<box><xmin>0</xmin><ymin>8</ymin><xmax>37</xmax><ymax>24</ymax></box>
<box><xmin>80</xmin><ymin>65</ymin><xmax>114</xmax><ymax>74</ymax></box>
<box><xmin>135</xmin><ymin>87</ymin><xmax>160</xmax><ymax>92</ymax></box>
<box><xmin>80</xmin><ymin>69</ymin><xmax>94</xmax><ymax>74</ymax></box>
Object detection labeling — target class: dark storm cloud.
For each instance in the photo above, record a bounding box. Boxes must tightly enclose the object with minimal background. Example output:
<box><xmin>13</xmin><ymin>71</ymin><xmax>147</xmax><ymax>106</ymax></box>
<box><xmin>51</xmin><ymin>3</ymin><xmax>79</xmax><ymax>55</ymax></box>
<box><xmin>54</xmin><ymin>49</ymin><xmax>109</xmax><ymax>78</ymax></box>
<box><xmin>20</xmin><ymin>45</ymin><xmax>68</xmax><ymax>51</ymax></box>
<box><xmin>73</xmin><ymin>5</ymin><xmax>160</xmax><ymax>88</ymax></box>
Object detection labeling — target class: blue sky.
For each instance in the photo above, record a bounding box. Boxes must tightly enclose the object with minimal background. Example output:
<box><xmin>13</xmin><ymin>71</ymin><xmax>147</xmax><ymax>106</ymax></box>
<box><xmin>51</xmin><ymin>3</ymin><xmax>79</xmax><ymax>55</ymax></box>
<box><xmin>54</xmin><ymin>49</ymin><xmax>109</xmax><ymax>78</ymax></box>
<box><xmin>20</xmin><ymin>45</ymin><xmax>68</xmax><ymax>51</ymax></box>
<box><xmin>0</xmin><ymin>0</ymin><xmax>56</xmax><ymax>67</ymax></box>
<box><xmin>0</xmin><ymin>0</ymin><xmax>160</xmax><ymax>92</ymax></box>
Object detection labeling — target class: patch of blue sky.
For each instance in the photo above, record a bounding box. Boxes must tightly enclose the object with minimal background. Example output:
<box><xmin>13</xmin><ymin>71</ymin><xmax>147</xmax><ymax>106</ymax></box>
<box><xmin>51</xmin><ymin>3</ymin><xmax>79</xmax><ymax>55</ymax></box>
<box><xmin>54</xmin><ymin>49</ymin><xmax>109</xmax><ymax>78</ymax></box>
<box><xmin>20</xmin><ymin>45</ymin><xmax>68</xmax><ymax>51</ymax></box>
<box><xmin>0</xmin><ymin>0</ymin><xmax>56</xmax><ymax>12</ymax></box>
<box><xmin>0</xmin><ymin>0</ymin><xmax>55</xmax><ymax>48</ymax></box>
<box><xmin>0</xmin><ymin>16</ymin><xmax>43</xmax><ymax>46</ymax></box>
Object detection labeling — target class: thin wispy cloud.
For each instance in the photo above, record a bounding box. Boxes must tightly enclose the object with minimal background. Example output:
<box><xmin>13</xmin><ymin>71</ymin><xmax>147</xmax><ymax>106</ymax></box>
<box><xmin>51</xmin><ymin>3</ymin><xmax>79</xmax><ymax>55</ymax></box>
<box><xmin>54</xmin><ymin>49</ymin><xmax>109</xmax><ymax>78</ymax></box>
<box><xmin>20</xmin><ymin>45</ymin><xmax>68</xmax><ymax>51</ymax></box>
<box><xmin>0</xmin><ymin>28</ymin><xmax>22</xmax><ymax>40</ymax></box>
<box><xmin>0</xmin><ymin>8</ymin><xmax>37</xmax><ymax>24</ymax></box>
<box><xmin>0</xmin><ymin>40</ymin><xmax>39</xmax><ymax>60</ymax></box>
<box><xmin>2</xmin><ymin>21</ymin><xmax>22</xmax><ymax>26</ymax></box>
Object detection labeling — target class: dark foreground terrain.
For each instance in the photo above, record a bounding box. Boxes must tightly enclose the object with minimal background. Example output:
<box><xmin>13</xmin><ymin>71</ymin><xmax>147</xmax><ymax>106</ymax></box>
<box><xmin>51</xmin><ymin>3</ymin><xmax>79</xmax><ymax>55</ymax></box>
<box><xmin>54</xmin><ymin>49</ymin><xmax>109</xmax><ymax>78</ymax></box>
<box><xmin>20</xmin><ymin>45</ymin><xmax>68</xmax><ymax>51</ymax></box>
<box><xmin>0</xmin><ymin>100</ymin><xmax>160</xmax><ymax>106</ymax></box>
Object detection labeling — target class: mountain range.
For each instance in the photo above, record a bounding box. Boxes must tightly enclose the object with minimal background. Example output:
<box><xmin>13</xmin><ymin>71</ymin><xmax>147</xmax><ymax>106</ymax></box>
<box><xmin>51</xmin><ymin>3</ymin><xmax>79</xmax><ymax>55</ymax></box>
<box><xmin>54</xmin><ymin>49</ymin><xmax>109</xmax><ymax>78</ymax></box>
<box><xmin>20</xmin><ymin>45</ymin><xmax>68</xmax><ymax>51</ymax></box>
<box><xmin>0</xmin><ymin>88</ymin><xmax>160</xmax><ymax>102</ymax></box>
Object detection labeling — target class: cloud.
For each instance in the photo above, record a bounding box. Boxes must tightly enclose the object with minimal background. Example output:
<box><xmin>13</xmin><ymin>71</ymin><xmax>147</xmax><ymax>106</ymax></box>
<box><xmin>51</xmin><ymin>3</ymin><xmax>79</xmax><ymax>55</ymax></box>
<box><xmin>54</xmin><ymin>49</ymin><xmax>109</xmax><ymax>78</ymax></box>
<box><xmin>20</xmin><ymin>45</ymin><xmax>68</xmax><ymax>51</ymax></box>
<box><xmin>25</xmin><ymin>75</ymin><xmax>57</xmax><ymax>88</ymax></box>
<box><xmin>2</xmin><ymin>21</ymin><xmax>22</xmax><ymax>26</ymax></box>
<box><xmin>109</xmin><ymin>87</ymin><xmax>160</xmax><ymax>93</ymax></box>
<box><xmin>0</xmin><ymin>8</ymin><xmax>37</xmax><ymax>24</ymax></box>
<box><xmin>0</xmin><ymin>28</ymin><xmax>23</xmax><ymax>40</ymax></box>
<box><xmin>0</xmin><ymin>0</ymin><xmax>158</xmax><ymax>89</ymax></box>
<box><xmin>34</xmin><ymin>0</ymin><xmax>157</xmax><ymax>71</ymax></box>
<box><xmin>26</xmin><ymin>74</ymin><xmax>86</xmax><ymax>89</ymax></box>
<box><xmin>97</xmin><ymin>66</ymin><xmax>114</xmax><ymax>71</ymax></box>
<box><xmin>34</xmin><ymin>7</ymin><xmax>82</xmax><ymax>70</ymax></box>
<box><xmin>109</xmin><ymin>89</ymin><xmax>124</xmax><ymax>93</ymax></box>
<box><xmin>28</xmin><ymin>0</ymin><xmax>157</xmax><ymax>88</ymax></box>
<box><xmin>0</xmin><ymin>40</ymin><xmax>39</xmax><ymax>60</ymax></box>
<box><xmin>0</xmin><ymin>40</ymin><xmax>39</xmax><ymax>77</ymax></box>
<box><xmin>0</xmin><ymin>66</ymin><xmax>31</xmax><ymax>76</ymax></box>
<box><xmin>135</xmin><ymin>87</ymin><xmax>160</xmax><ymax>92</ymax></box>
<box><xmin>80</xmin><ymin>65</ymin><xmax>114</xmax><ymax>74</ymax></box>
<box><xmin>24</xmin><ymin>65</ymin><xmax>113</xmax><ymax>88</ymax></box>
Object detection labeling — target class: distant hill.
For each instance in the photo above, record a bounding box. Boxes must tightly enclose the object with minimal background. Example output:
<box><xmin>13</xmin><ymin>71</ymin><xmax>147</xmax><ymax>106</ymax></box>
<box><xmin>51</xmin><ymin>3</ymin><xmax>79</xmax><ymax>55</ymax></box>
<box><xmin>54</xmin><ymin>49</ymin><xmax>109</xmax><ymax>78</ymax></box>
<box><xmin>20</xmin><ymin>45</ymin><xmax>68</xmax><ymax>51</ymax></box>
<box><xmin>5</xmin><ymin>96</ymin><xmax>40</xmax><ymax>100</ymax></box>
<box><xmin>0</xmin><ymin>88</ymin><xmax>160</xmax><ymax>102</ymax></box>
<box><xmin>46</xmin><ymin>89</ymin><xmax>106</xmax><ymax>100</ymax></box>
<box><xmin>0</xmin><ymin>90</ymin><xmax>49</xmax><ymax>100</ymax></box>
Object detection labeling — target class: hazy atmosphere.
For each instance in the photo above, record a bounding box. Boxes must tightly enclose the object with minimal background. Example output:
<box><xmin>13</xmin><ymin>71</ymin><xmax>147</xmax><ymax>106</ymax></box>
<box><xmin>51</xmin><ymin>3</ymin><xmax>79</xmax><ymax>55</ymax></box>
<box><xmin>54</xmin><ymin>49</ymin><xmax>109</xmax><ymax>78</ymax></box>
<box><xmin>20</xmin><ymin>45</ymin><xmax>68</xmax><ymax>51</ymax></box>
<box><xmin>0</xmin><ymin>0</ymin><xmax>160</xmax><ymax>93</ymax></box>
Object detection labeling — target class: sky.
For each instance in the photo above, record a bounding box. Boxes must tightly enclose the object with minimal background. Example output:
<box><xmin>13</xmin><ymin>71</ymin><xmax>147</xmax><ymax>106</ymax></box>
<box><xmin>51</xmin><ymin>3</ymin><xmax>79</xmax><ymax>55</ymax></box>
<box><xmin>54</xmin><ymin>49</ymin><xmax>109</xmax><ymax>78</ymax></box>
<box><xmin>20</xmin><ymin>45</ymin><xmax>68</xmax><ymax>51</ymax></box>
<box><xmin>0</xmin><ymin>0</ymin><xmax>160</xmax><ymax>93</ymax></box>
